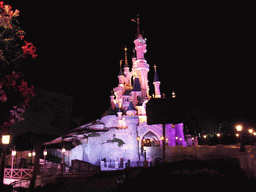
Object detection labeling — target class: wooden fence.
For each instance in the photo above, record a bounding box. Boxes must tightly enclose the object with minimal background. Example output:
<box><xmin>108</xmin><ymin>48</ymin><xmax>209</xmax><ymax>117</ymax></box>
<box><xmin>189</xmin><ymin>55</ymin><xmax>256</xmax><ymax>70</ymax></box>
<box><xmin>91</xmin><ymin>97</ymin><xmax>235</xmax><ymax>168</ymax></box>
<box><xmin>4</xmin><ymin>168</ymin><xmax>33</xmax><ymax>179</ymax></box>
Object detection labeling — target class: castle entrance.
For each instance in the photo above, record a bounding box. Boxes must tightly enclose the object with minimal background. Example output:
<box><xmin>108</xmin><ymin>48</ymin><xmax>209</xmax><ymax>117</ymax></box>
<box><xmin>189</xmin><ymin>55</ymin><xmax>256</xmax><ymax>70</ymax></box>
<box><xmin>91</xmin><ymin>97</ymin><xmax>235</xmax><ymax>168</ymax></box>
<box><xmin>141</xmin><ymin>131</ymin><xmax>160</xmax><ymax>147</ymax></box>
<box><xmin>140</xmin><ymin>131</ymin><xmax>161</xmax><ymax>163</ymax></box>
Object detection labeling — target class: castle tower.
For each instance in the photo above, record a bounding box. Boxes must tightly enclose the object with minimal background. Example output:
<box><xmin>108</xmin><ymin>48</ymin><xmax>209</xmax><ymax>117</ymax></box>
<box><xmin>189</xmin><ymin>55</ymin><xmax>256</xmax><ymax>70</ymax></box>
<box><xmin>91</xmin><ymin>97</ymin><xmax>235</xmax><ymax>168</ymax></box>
<box><xmin>110</xmin><ymin>91</ymin><xmax>115</xmax><ymax>109</ymax></box>
<box><xmin>125</xmin><ymin>101</ymin><xmax>140</xmax><ymax>161</ymax></box>
<box><xmin>175</xmin><ymin>123</ymin><xmax>187</xmax><ymax>147</ymax></box>
<box><xmin>117</xmin><ymin>107</ymin><xmax>122</xmax><ymax>120</ymax></box>
<box><xmin>153</xmin><ymin>64</ymin><xmax>161</xmax><ymax>98</ymax></box>
<box><xmin>133</xmin><ymin>15</ymin><xmax>149</xmax><ymax>99</ymax></box>
<box><xmin>132</xmin><ymin>49</ymin><xmax>136</xmax><ymax>69</ymax></box>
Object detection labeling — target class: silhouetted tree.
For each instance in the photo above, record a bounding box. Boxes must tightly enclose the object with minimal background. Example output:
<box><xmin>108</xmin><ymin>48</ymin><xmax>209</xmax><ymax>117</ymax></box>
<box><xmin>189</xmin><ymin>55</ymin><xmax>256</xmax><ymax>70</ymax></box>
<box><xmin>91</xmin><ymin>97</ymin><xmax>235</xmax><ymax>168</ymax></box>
<box><xmin>1</xmin><ymin>1</ymin><xmax>37</xmax><ymax>188</ymax></box>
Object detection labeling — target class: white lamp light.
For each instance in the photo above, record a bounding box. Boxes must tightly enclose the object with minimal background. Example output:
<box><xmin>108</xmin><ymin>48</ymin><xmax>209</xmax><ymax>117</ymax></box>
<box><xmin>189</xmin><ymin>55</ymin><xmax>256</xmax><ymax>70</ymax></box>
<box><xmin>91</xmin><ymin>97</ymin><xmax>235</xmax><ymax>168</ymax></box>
<box><xmin>236</xmin><ymin>125</ymin><xmax>242</xmax><ymax>132</ymax></box>
<box><xmin>12</xmin><ymin>150</ymin><xmax>16</xmax><ymax>156</ymax></box>
<box><xmin>248</xmin><ymin>129</ymin><xmax>253</xmax><ymax>134</ymax></box>
<box><xmin>2</xmin><ymin>135</ymin><xmax>10</xmax><ymax>144</ymax></box>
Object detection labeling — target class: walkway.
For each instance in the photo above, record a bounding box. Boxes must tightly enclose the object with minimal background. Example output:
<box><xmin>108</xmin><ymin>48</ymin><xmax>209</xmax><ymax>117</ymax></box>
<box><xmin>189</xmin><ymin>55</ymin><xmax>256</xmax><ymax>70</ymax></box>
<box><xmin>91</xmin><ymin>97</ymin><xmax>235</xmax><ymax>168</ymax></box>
<box><xmin>145</xmin><ymin>144</ymin><xmax>256</xmax><ymax>178</ymax></box>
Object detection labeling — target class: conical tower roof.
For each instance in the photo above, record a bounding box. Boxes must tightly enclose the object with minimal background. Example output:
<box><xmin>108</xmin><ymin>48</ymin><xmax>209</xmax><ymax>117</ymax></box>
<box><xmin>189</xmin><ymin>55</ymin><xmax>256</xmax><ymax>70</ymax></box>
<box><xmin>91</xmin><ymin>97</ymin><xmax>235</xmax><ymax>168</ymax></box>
<box><xmin>126</xmin><ymin>101</ymin><xmax>136</xmax><ymax>111</ymax></box>
<box><xmin>119</xmin><ymin>60</ymin><xmax>124</xmax><ymax>76</ymax></box>
<box><xmin>153</xmin><ymin>64</ymin><xmax>160</xmax><ymax>82</ymax></box>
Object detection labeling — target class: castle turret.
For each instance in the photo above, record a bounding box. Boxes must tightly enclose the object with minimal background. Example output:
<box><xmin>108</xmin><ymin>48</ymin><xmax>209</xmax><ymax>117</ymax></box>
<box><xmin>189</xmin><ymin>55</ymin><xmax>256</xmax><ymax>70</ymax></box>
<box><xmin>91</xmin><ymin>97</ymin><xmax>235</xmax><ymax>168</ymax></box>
<box><xmin>124</xmin><ymin>97</ymin><xmax>139</xmax><ymax>161</ymax></box>
<box><xmin>134</xmin><ymin>35</ymin><xmax>147</xmax><ymax>60</ymax></box>
<box><xmin>110</xmin><ymin>91</ymin><xmax>115</xmax><ymax>108</ymax></box>
<box><xmin>122</xmin><ymin>90</ymin><xmax>131</xmax><ymax>111</ymax></box>
<box><xmin>117</xmin><ymin>107</ymin><xmax>122</xmax><ymax>120</ymax></box>
<box><xmin>126</xmin><ymin>101</ymin><xmax>137</xmax><ymax>117</ymax></box>
<box><xmin>175</xmin><ymin>123</ymin><xmax>187</xmax><ymax>147</ymax></box>
<box><xmin>153</xmin><ymin>64</ymin><xmax>161</xmax><ymax>98</ymax></box>
<box><xmin>131</xmin><ymin>78</ymin><xmax>141</xmax><ymax>107</ymax></box>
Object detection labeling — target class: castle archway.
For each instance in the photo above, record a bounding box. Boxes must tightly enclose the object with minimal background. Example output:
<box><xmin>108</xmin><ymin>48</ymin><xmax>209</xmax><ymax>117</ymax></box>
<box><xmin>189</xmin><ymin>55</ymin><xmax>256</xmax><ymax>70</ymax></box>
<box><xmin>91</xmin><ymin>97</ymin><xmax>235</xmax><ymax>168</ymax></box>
<box><xmin>141</xmin><ymin>131</ymin><xmax>161</xmax><ymax>147</ymax></box>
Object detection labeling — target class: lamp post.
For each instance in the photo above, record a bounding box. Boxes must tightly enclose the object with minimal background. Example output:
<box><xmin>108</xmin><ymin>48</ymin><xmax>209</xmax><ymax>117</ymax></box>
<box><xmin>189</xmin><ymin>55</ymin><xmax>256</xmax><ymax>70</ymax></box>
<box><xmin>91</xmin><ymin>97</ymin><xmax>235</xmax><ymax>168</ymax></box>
<box><xmin>162</xmin><ymin>124</ymin><xmax>166</xmax><ymax>162</ymax></box>
<box><xmin>32</xmin><ymin>151</ymin><xmax>36</xmax><ymax>165</ymax></box>
<box><xmin>236</xmin><ymin>125</ymin><xmax>246</xmax><ymax>152</ymax></box>
<box><xmin>1</xmin><ymin>134</ymin><xmax>10</xmax><ymax>188</ymax></box>
<box><xmin>11</xmin><ymin>149</ymin><xmax>16</xmax><ymax>178</ymax></box>
<box><xmin>28</xmin><ymin>152</ymin><xmax>32</xmax><ymax>166</ymax></box>
<box><xmin>137</xmin><ymin>136</ymin><xmax>140</xmax><ymax>161</ymax></box>
<box><xmin>216</xmin><ymin>133</ymin><xmax>221</xmax><ymax>144</ymax></box>
<box><xmin>248</xmin><ymin>129</ymin><xmax>254</xmax><ymax>145</ymax></box>
<box><xmin>61</xmin><ymin>147</ymin><xmax>65</xmax><ymax>177</ymax></box>
<box><xmin>11</xmin><ymin>150</ymin><xmax>16</xmax><ymax>170</ymax></box>
<box><xmin>43</xmin><ymin>148</ymin><xmax>47</xmax><ymax>169</ymax></box>
<box><xmin>202</xmin><ymin>135</ymin><xmax>208</xmax><ymax>146</ymax></box>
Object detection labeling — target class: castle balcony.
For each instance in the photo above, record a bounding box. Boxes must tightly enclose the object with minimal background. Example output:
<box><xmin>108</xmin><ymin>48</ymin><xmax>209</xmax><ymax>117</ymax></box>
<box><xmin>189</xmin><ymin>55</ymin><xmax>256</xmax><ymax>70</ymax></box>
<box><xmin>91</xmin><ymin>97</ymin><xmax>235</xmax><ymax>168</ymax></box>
<box><xmin>134</xmin><ymin>60</ymin><xmax>149</xmax><ymax>70</ymax></box>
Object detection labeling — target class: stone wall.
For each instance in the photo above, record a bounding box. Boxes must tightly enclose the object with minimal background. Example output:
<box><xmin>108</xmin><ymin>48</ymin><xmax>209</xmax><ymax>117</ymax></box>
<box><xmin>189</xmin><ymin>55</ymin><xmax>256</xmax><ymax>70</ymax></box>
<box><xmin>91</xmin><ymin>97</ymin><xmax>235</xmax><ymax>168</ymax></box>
<box><xmin>69</xmin><ymin>115</ymin><xmax>140</xmax><ymax>166</ymax></box>
<box><xmin>68</xmin><ymin>116</ymin><xmax>187</xmax><ymax>166</ymax></box>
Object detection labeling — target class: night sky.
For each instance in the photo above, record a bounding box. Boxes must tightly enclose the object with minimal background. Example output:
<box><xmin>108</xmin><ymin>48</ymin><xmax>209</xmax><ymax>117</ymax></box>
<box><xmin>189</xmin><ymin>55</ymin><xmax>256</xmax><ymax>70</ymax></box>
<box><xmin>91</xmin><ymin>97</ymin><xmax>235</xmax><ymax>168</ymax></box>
<box><xmin>5</xmin><ymin>2</ymin><xmax>255</xmax><ymax>134</ymax></box>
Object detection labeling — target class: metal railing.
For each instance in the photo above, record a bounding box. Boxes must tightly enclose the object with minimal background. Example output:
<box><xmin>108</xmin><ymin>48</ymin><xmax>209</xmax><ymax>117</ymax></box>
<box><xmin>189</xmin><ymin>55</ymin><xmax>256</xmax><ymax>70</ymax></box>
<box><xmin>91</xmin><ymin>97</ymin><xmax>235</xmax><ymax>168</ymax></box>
<box><xmin>100</xmin><ymin>160</ymin><xmax>143</xmax><ymax>171</ymax></box>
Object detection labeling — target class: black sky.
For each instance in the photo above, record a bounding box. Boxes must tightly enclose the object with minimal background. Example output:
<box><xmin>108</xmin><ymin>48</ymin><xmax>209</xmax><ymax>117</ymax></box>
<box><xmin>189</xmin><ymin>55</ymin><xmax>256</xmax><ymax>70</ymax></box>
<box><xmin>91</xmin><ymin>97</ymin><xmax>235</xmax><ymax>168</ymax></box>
<box><xmin>6</xmin><ymin>1</ymin><xmax>255</xmax><ymax>133</ymax></box>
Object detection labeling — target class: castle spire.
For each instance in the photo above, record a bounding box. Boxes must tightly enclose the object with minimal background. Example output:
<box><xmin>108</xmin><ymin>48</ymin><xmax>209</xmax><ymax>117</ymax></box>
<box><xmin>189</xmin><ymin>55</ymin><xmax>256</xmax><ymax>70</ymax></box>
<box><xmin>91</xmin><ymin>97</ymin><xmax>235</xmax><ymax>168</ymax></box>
<box><xmin>136</xmin><ymin>14</ymin><xmax>140</xmax><ymax>36</ymax></box>
<box><xmin>131</xmin><ymin>14</ymin><xmax>141</xmax><ymax>37</ymax></box>
<box><xmin>119</xmin><ymin>60</ymin><xmax>124</xmax><ymax>76</ymax></box>
<box><xmin>124</xmin><ymin>45</ymin><xmax>128</xmax><ymax>67</ymax></box>
<box><xmin>118</xmin><ymin>60</ymin><xmax>125</xmax><ymax>85</ymax></box>
<box><xmin>153</xmin><ymin>64</ymin><xmax>160</xmax><ymax>82</ymax></box>
<box><xmin>153</xmin><ymin>64</ymin><xmax>161</xmax><ymax>98</ymax></box>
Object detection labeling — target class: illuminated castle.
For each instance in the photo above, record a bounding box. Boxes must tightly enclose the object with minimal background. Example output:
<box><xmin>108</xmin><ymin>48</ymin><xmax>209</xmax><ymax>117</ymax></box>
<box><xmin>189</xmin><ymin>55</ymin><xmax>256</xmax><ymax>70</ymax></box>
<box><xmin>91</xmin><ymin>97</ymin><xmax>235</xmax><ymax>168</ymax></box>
<box><xmin>46</xmin><ymin>16</ymin><xmax>187</xmax><ymax>167</ymax></box>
